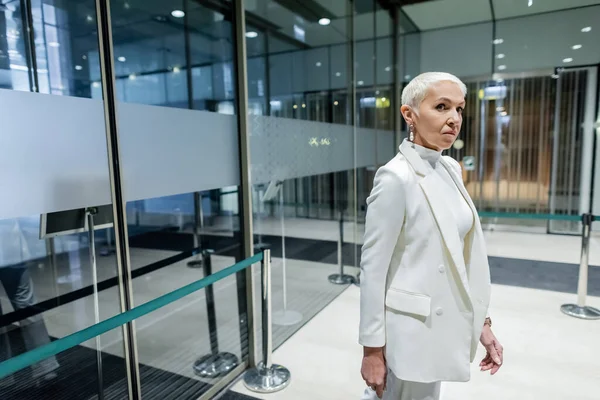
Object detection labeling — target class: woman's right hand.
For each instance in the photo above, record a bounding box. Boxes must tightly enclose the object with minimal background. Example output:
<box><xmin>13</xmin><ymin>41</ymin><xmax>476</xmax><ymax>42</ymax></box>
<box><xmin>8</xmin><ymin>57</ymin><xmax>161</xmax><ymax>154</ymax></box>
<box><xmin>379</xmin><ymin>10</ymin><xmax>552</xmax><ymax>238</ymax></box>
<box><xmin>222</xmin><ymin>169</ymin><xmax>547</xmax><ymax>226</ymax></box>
<box><xmin>361</xmin><ymin>346</ymin><xmax>387</xmax><ymax>398</ymax></box>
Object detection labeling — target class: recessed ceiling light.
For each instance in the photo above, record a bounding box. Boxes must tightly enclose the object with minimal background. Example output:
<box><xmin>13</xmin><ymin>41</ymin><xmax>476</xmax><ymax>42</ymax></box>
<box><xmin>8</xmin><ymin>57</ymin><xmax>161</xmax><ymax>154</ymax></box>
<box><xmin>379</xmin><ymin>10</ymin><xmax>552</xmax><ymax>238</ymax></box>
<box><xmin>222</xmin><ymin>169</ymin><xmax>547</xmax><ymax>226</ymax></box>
<box><xmin>75</xmin><ymin>65</ymin><xmax>83</xmax><ymax>70</ymax></box>
<box><xmin>48</xmin><ymin>41</ymin><xmax>59</xmax><ymax>47</ymax></box>
<box><xmin>492</xmin><ymin>38</ymin><xmax>504</xmax><ymax>45</ymax></box>
<box><xmin>376</xmin><ymin>91</ymin><xmax>380</xmax><ymax>95</ymax></box>
<box><xmin>498</xmin><ymin>65</ymin><xmax>507</xmax><ymax>70</ymax></box>
<box><xmin>86</xmin><ymin>15</ymin><xmax>93</xmax><ymax>22</ymax></box>
<box><xmin>496</xmin><ymin>53</ymin><xmax>505</xmax><ymax>59</ymax></box>
<box><xmin>334</xmin><ymin>101</ymin><xmax>339</xmax><ymax>106</ymax></box>
<box><xmin>245</xmin><ymin>31</ymin><xmax>258</xmax><ymax>38</ymax></box>
<box><xmin>316</xmin><ymin>62</ymin><xmax>322</xmax><ymax>67</ymax></box>
<box><xmin>118</xmin><ymin>56</ymin><xmax>126</xmax><ymax>62</ymax></box>
<box><xmin>302</xmin><ymin>104</ymin><xmax>306</xmax><ymax>108</ymax></box>
<box><xmin>528</xmin><ymin>0</ymin><xmax>533</xmax><ymax>7</ymax></box>
<box><xmin>171</xmin><ymin>10</ymin><xmax>185</xmax><ymax>18</ymax></box>
<box><xmin>581</xmin><ymin>26</ymin><xmax>592</xmax><ymax>33</ymax></box>
<box><xmin>129</xmin><ymin>74</ymin><xmax>136</xmax><ymax>80</ymax></box>
<box><xmin>92</xmin><ymin>82</ymin><xmax>100</xmax><ymax>88</ymax></box>
<box><xmin>563</xmin><ymin>58</ymin><xmax>574</xmax><ymax>63</ymax></box>
<box><xmin>319</xmin><ymin>18</ymin><xmax>331</xmax><ymax>26</ymax></box>
<box><xmin>404</xmin><ymin>75</ymin><xmax>411</xmax><ymax>80</ymax></box>
<box><xmin>358</xmin><ymin>80</ymin><xmax>364</xmax><ymax>86</ymax></box>
<box><xmin>173</xmin><ymin>66</ymin><xmax>181</xmax><ymax>73</ymax></box>
<box><xmin>572</xmin><ymin>44</ymin><xmax>582</xmax><ymax>50</ymax></box>
<box><xmin>82</xmin><ymin>55</ymin><xmax>87</xmax><ymax>60</ymax></box>
<box><xmin>385</xmin><ymin>66</ymin><xmax>391</xmax><ymax>72</ymax></box>
<box><xmin>381</xmin><ymin>97</ymin><xmax>387</xmax><ymax>102</ymax></box>
<box><xmin>124</xmin><ymin>2</ymin><xmax>130</xmax><ymax>9</ymax></box>
<box><xmin>335</xmin><ymin>72</ymin><xmax>341</xmax><ymax>77</ymax></box>
<box><xmin>293</xmin><ymin>104</ymin><xmax>298</xmax><ymax>109</ymax></box>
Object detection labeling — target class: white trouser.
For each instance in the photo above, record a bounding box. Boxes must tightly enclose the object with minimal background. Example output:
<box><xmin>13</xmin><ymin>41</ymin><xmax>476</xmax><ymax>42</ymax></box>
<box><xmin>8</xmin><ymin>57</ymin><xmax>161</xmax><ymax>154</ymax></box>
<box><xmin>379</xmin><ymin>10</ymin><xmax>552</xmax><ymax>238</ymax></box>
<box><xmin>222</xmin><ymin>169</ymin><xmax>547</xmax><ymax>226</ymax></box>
<box><xmin>361</xmin><ymin>373</ymin><xmax>441</xmax><ymax>400</ymax></box>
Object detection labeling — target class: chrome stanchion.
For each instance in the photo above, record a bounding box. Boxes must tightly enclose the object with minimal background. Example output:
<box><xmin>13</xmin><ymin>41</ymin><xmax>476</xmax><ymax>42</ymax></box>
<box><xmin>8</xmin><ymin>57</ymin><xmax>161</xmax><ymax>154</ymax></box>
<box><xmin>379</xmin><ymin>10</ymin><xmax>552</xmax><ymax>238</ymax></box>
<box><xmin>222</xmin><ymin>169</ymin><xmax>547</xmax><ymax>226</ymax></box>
<box><xmin>243</xmin><ymin>249</ymin><xmax>291</xmax><ymax>393</ymax></box>
<box><xmin>188</xmin><ymin>192</ymin><xmax>204</xmax><ymax>268</ymax></box>
<box><xmin>329</xmin><ymin>210</ymin><xmax>357</xmax><ymax>285</ymax></box>
<box><xmin>86</xmin><ymin>207</ymin><xmax>104</xmax><ymax>400</ymax></box>
<box><xmin>561</xmin><ymin>213</ymin><xmax>600</xmax><ymax>320</ymax></box>
<box><xmin>193</xmin><ymin>249</ymin><xmax>240</xmax><ymax>378</ymax></box>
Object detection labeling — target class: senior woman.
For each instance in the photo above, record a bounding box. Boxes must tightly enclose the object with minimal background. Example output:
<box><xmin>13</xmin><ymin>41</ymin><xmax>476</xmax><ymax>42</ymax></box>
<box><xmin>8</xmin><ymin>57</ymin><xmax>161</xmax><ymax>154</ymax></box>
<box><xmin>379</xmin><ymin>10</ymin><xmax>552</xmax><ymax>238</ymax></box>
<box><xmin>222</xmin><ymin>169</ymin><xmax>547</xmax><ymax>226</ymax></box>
<box><xmin>359</xmin><ymin>72</ymin><xmax>503</xmax><ymax>400</ymax></box>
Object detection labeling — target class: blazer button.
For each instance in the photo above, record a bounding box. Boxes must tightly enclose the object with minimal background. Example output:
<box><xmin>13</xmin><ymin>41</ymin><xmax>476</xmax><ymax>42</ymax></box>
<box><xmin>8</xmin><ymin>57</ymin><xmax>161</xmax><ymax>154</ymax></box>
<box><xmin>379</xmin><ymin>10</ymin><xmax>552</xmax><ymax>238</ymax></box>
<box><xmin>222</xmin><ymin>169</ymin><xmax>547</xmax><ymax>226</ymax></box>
<box><xmin>438</xmin><ymin>265</ymin><xmax>445</xmax><ymax>273</ymax></box>
<box><xmin>435</xmin><ymin>307</ymin><xmax>444</xmax><ymax>316</ymax></box>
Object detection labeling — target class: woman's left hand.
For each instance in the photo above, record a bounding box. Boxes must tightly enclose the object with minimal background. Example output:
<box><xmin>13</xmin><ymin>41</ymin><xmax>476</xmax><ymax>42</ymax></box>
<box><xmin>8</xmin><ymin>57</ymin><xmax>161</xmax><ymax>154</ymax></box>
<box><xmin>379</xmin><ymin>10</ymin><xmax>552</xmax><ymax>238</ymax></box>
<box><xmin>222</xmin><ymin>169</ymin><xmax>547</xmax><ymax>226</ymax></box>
<box><xmin>479</xmin><ymin>325</ymin><xmax>503</xmax><ymax>375</ymax></box>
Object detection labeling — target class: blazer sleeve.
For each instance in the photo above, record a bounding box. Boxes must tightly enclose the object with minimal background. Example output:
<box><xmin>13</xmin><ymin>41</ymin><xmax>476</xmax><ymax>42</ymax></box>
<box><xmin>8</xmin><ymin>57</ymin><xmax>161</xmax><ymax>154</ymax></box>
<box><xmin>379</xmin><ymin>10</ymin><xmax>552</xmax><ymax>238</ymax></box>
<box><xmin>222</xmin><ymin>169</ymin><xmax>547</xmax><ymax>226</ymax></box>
<box><xmin>359</xmin><ymin>165</ymin><xmax>406</xmax><ymax>347</ymax></box>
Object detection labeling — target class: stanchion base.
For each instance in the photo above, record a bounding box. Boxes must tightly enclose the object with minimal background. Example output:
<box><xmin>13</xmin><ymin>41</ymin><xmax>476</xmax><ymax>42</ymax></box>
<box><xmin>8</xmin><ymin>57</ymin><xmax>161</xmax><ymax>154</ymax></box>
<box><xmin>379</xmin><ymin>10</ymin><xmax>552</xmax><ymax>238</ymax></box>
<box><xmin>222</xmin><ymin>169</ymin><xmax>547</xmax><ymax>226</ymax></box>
<box><xmin>243</xmin><ymin>363</ymin><xmax>291</xmax><ymax>394</ymax></box>
<box><xmin>193</xmin><ymin>352</ymin><xmax>239</xmax><ymax>379</ymax></box>
<box><xmin>272</xmin><ymin>310</ymin><xmax>303</xmax><ymax>326</ymax></box>
<box><xmin>328</xmin><ymin>273</ymin><xmax>356</xmax><ymax>285</ymax></box>
<box><xmin>187</xmin><ymin>259</ymin><xmax>204</xmax><ymax>268</ymax></box>
<box><xmin>560</xmin><ymin>304</ymin><xmax>600</xmax><ymax>320</ymax></box>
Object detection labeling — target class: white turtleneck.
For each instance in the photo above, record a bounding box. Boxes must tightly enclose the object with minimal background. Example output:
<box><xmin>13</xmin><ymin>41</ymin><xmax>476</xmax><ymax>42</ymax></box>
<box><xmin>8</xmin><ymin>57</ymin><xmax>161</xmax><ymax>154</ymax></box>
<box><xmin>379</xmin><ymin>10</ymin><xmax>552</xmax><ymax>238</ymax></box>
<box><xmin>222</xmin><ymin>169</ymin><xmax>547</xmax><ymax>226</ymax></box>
<box><xmin>411</xmin><ymin>142</ymin><xmax>473</xmax><ymax>246</ymax></box>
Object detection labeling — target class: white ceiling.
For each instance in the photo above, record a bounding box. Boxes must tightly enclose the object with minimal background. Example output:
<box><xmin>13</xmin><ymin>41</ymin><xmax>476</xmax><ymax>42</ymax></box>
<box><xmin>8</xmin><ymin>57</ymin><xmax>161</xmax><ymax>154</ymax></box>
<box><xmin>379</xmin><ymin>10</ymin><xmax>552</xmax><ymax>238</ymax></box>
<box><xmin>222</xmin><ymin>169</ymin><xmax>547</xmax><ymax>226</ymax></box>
<box><xmin>493</xmin><ymin>0</ymin><xmax>600</xmax><ymax>19</ymax></box>
<box><xmin>314</xmin><ymin>0</ymin><xmax>347</xmax><ymax>17</ymax></box>
<box><xmin>403</xmin><ymin>0</ymin><xmax>600</xmax><ymax>31</ymax></box>
<box><xmin>245</xmin><ymin>0</ymin><xmax>600</xmax><ymax>51</ymax></box>
<box><xmin>402</xmin><ymin>0</ymin><xmax>492</xmax><ymax>31</ymax></box>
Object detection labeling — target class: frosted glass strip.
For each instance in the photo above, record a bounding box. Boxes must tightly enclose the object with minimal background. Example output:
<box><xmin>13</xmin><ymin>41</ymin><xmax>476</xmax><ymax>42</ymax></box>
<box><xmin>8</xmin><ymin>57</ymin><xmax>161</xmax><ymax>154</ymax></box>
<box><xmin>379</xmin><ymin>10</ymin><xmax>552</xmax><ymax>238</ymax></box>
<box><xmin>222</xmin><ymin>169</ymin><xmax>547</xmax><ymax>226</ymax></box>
<box><xmin>117</xmin><ymin>103</ymin><xmax>240</xmax><ymax>202</ymax></box>
<box><xmin>377</xmin><ymin>130</ymin><xmax>395</xmax><ymax>164</ymax></box>
<box><xmin>0</xmin><ymin>89</ymin><xmax>112</xmax><ymax>220</ymax></box>
<box><xmin>0</xmin><ymin>90</ymin><xmax>240</xmax><ymax>219</ymax></box>
<box><xmin>1</xmin><ymin>89</ymin><xmax>393</xmax><ymax>219</ymax></box>
<box><xmin>249</xmin><ymin>115</ymin><xmax>393</xmax><ymax>185</ymax></box>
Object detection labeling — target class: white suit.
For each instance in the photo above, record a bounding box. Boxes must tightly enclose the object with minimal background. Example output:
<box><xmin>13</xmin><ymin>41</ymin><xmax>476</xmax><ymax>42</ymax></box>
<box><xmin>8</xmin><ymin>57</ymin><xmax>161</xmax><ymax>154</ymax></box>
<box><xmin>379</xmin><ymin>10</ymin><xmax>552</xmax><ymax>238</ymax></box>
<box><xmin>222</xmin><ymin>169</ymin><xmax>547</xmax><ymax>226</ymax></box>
<box><xmin>359</xmin><ymin>139</ymin><xmax>491</xmax><ymax>388</ymax></box>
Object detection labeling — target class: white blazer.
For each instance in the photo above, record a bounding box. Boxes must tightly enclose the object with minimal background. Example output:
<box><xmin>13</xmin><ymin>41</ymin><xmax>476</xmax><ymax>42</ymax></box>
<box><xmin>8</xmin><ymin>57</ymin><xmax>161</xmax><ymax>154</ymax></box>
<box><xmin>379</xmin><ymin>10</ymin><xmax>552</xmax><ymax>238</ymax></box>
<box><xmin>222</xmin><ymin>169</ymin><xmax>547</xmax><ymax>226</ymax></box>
<box><xmin>359</xmin><ymin>139</ymin><xmax>491</xmax><ymax>383</ymax></box>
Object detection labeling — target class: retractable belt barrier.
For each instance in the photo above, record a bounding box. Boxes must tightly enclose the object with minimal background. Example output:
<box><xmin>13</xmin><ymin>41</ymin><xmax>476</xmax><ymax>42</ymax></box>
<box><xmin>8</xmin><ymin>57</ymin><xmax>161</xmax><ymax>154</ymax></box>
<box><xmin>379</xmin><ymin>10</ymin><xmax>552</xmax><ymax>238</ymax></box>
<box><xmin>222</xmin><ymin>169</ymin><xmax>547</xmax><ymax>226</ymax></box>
<box><xmin>480</xmin><ymin>212</ymin><xmax>599</xmax><ymax>320</ymax></box>
<box><xmin>0</xmin><ymin>250</ymin><xmax>292</xmax><ymax>393</ymax></box>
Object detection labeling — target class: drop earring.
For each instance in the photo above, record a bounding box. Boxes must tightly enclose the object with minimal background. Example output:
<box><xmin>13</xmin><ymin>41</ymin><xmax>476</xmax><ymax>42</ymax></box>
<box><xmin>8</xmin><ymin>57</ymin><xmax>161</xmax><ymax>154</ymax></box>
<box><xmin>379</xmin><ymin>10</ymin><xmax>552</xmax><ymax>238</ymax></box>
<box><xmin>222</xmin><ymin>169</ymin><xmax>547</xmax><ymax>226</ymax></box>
<box><xmin>409</xmin><ymin>125</ymin><xmax>415</xmax><ymax>142</ymax></box>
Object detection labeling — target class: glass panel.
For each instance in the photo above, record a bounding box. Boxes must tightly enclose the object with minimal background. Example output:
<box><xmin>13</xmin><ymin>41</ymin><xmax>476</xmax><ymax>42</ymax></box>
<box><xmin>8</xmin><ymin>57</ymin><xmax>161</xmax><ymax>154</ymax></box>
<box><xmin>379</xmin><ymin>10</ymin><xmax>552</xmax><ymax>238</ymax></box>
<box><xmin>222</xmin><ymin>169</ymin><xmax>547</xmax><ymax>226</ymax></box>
<box><xmin>246</xmin><ymin>0</ymin><xmax>377</xmax><ymax>351</ymax></box>
<box><xmin>0</xmin><ymin>0</ymin><xmax>127</xmax><ymax>398</ymax></box>
<box><xmin>107</xmin><ymin>0</ymin><xmax>247</xmax><ymax>397</ymax></box>
<box><xmin>133</xmin><ymin>258</ymin><xmax>247</xmax><ymax>398</ymax></box>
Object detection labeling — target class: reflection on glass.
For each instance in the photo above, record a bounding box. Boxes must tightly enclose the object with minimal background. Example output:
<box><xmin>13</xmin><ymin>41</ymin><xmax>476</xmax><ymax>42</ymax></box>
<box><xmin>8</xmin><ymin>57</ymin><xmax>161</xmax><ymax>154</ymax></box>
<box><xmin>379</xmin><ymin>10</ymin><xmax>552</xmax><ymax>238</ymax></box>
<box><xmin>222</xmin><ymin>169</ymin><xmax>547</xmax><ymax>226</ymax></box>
<box><xmin>0</xmin><ymin>0</ymin><xmax>126</xmax><ymax>398</ymax></box>
<box><xmin>107</xmin><ymin>0</ymin><xmax>247</xmax><ymax>397</ymax></box>
<box><xmin>245</xmin><ymin>0</ymin><xmax>390</xmax><ymax>352</ymax></box>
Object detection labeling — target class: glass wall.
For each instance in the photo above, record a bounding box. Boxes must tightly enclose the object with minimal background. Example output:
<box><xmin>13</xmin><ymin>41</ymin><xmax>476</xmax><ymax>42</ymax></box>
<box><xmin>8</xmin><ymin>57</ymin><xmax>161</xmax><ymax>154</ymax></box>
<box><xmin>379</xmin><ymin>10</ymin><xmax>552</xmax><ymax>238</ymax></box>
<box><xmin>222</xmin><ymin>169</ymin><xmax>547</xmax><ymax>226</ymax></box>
<box><xmin>243</xmin><ymin>0</ymin><xmax>396</xmax><ymax>349</ymax></box>
<box><xmin>0</xmin><ymin>0</ymin><xmax>128</xmax><ymax>398</ymax></box>
<box><xmin>1</xmin><ymin>0</ymin><xmax>249</xmax><ymax>398</ymax></box>
<box><xmin>104</xmin><ymin>0</ymin><xmax>248</xmax><ymax>398</ymax></box>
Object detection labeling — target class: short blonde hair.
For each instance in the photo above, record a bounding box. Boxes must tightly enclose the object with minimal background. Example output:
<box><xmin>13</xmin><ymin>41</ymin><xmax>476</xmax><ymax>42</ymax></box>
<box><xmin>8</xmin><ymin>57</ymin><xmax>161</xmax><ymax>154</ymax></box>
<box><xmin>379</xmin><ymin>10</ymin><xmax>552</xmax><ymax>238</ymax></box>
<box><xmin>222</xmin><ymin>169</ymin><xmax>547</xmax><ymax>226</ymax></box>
<box><xmin>401</xmin><ymin>72</ymin><xmax>467</xmax><ymax>109</ymax></box>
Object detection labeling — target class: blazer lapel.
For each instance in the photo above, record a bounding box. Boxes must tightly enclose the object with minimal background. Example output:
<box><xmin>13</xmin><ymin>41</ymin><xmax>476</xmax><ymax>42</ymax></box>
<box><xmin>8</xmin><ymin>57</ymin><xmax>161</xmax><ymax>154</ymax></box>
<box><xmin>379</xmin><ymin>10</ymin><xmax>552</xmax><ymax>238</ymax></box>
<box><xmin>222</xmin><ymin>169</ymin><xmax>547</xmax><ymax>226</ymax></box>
<box><xmin>420</xmin><ymin>174</ymin><xmax>472</xmax><ymax>296</ymax></box>
<box><xmin>400</xmin><ymin>141</ymin><xmax>472</xmax><ymax>297</ymax></box>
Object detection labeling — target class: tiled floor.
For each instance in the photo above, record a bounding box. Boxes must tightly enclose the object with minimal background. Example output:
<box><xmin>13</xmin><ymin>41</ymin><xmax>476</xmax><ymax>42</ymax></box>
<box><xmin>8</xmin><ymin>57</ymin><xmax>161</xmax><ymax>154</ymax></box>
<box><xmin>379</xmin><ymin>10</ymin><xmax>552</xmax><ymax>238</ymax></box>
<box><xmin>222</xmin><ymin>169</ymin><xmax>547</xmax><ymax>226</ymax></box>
<box><xmin>2</xmin><ymin>218</ymin><xmax>599</xmax><ymax>399</ymax></box>
<box><xmin>230</xmin><ymin>226</ymin><xmax>600</xmax><ymax>400</ymax></box>
<box><xmin>231</xmin><ymin>284</ymin><xmax>600</xmax><ymax>400</ymax></box>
